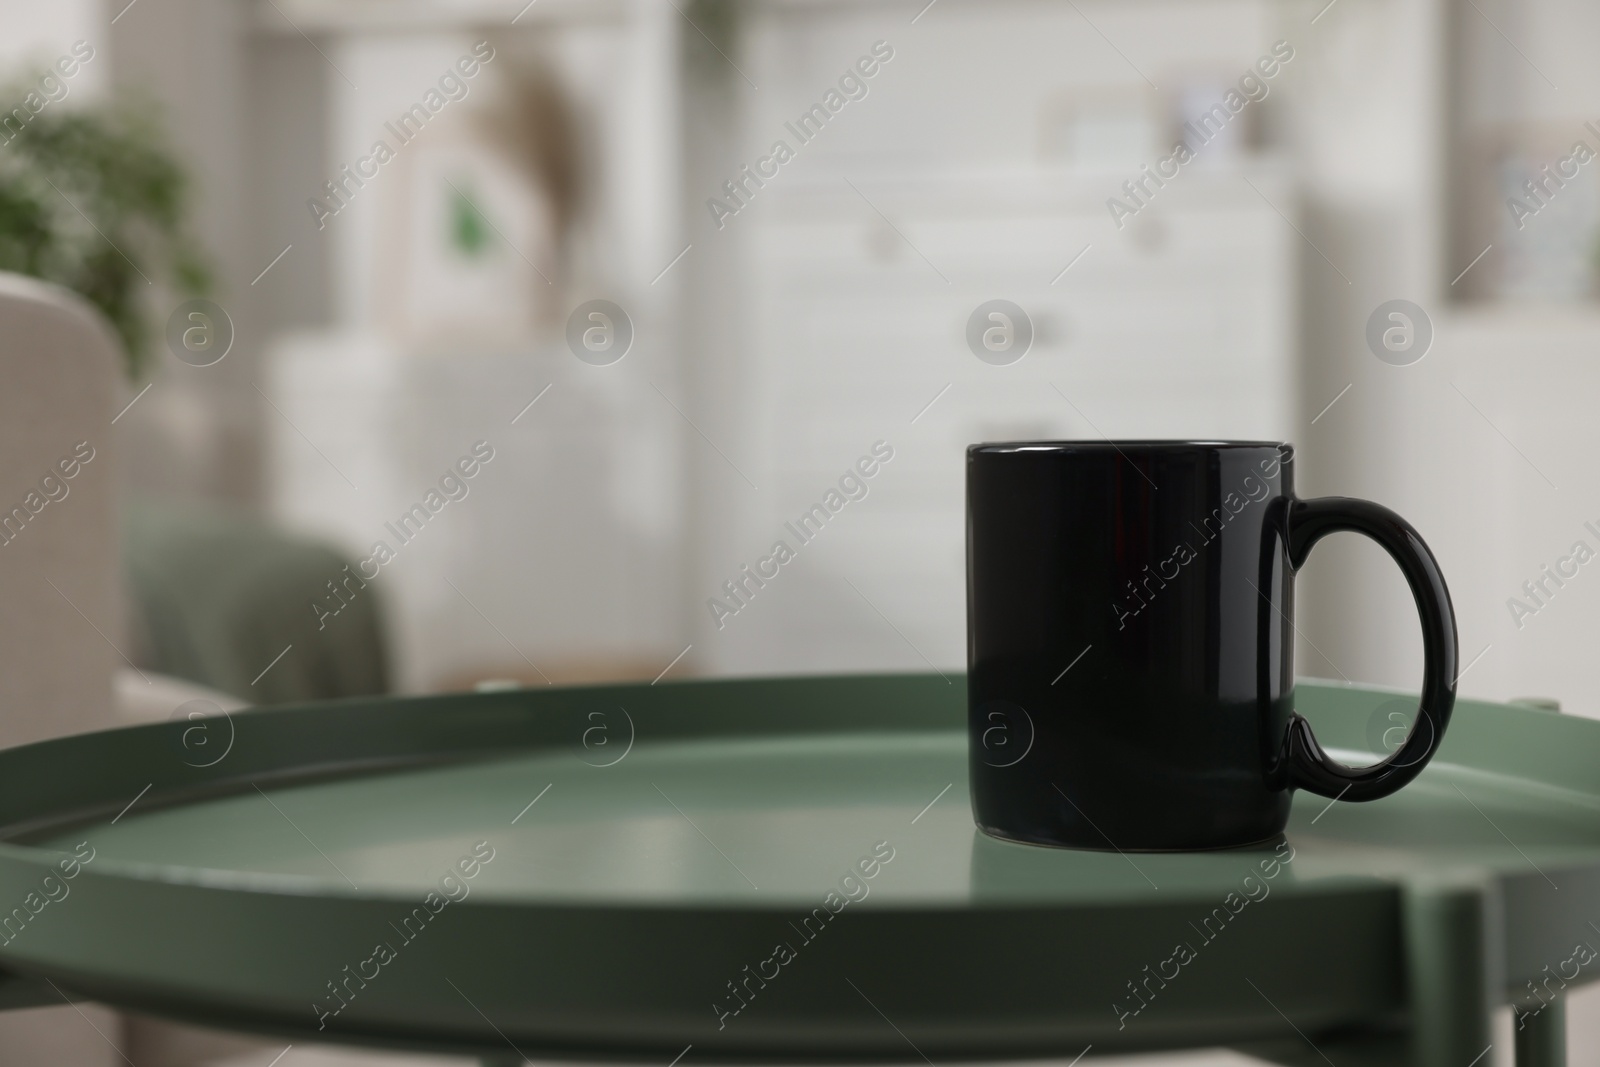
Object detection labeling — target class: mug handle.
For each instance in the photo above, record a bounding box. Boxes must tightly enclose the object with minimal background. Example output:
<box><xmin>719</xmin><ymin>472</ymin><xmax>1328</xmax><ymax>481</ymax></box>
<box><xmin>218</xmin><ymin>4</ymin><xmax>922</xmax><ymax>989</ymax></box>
<box><xmin>1280</xmin><ymin>497</ymin><xmax>1459</xmax><ymax>801</ymax></box>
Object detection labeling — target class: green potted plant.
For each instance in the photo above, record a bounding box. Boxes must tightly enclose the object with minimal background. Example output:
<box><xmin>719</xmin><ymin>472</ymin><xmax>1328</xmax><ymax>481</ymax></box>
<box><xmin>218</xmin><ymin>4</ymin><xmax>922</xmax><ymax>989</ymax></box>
<box><xmin>0</xmin><ymin>81</ymin><xmax>210</xmax><ymax>378</ymax></box>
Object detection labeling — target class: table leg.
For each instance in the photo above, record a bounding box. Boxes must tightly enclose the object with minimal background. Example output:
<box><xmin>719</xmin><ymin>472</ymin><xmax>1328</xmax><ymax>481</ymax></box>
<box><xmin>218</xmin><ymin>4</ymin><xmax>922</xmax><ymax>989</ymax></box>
<box><xmin>1514</xmin><ymin>1000</ymin><xmax>1566</xmax><ymax>1067</ymax></box>
<box><xmin>1401</xmin><ymin>874</ymin><xmax>1496</xmax><ymax>1067</ymax></box>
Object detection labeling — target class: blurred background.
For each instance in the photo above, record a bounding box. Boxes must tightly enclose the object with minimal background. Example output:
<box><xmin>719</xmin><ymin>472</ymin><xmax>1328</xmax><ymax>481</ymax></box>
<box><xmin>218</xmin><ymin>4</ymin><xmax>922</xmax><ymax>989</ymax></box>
<box><xmin>6</xmin><ymin>0</ymin><xmax>1598</xmax><ymax>707</ymax></box>
<box><xmin>2</xmin><ymin>0</ymin><xmax>1600</xmax><ymax>1063</ymax></box>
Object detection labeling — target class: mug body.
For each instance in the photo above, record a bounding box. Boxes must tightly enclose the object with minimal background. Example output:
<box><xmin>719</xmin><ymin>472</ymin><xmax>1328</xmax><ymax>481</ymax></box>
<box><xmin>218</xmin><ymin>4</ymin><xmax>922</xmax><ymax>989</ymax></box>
<box><xmin>967</xmin><ymin>440</ymin><xmax>1296</xmax><ymax>851</ymax></box>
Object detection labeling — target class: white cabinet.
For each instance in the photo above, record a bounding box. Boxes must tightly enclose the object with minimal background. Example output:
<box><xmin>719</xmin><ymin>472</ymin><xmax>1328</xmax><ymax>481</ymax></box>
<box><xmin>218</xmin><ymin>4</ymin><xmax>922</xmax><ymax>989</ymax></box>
<box><xmin>704</xmin><ymin>166</ymin><xmax>1298</xmax><ymax>675</ymax></box>
<box><xmin>265</xmin><ymin>335</ymin><xmax>685</xmax><ymax>691</ymax></box>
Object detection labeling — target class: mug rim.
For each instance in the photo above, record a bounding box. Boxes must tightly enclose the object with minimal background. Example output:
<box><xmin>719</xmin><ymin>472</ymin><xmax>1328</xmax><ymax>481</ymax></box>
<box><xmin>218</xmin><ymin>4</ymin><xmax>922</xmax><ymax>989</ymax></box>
<box><xmin>968</xmin><ymin>439</ymin><xmax>1288</xmax><ymax>455</ymax></box>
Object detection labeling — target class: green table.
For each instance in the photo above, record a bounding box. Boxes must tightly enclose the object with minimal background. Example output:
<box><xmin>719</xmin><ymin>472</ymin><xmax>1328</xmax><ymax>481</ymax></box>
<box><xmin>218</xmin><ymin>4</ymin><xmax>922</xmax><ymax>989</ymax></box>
<box><xmin>0</xmin><ymin>675</ymin><xmax>1589</xmax><ymax>1067</ymax></box>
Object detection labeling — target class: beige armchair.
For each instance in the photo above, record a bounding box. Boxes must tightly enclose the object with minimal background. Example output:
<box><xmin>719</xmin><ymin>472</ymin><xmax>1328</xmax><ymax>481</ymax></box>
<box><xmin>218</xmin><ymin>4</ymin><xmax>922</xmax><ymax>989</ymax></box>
<box><xmin>0</xmin><ymin>273</ymin><xmax>480</xmax><ymax>1066</ymax></box>
<box><xmin>0</xmin><ymin>273</ymin><xmax>124</xmax><ymax>1064</ymax></box>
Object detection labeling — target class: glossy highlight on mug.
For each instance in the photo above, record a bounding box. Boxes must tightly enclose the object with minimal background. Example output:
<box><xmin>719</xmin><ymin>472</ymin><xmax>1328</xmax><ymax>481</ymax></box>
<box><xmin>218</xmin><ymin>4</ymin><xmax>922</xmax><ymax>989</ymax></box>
<box><xmin>1112</xmin><ymin>443</ymin><xmax>1293</xmax><ymax>629</ymax></box>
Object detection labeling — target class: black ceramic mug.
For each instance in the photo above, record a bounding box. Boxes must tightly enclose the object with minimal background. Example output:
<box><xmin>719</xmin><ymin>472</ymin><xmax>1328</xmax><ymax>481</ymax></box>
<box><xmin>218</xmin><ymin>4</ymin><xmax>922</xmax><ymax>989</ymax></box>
<box><xmin>966</xmin><ymin>441</ymin><xmax>1457</xmax><ymax>851</ymax></box>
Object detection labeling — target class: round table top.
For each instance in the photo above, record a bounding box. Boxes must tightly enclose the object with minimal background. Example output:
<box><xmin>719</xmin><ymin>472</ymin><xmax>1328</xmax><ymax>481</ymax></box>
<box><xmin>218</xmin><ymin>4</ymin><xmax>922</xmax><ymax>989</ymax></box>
<box><xmin>0</xmin><ymin>674</ymin><xmax>1592</xmax><ymax>1060</ymax></box>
